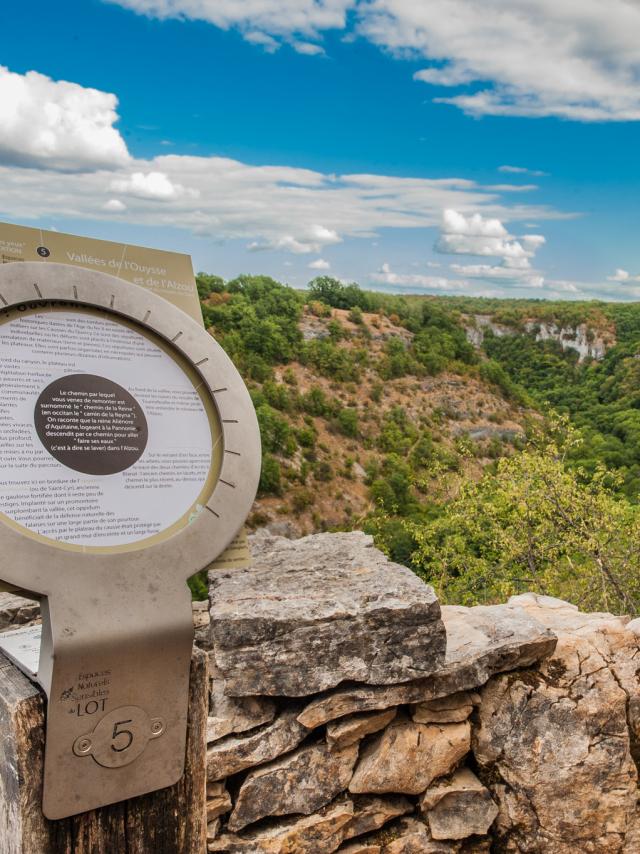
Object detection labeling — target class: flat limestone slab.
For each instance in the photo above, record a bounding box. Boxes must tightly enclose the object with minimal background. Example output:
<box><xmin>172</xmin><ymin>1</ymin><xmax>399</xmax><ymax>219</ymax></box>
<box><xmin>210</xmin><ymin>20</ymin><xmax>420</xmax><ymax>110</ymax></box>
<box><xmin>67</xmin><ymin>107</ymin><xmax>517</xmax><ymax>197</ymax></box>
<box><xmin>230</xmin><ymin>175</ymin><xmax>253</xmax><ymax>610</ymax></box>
<box><xmin>298</xmin><ymin>602</ymin><xmax>557</xmax><ymax>728</ymax></box>
<box><xmin>209</xmin><ymin>532</ymin><xmax>446</xmax><ymax>697</ymax></box>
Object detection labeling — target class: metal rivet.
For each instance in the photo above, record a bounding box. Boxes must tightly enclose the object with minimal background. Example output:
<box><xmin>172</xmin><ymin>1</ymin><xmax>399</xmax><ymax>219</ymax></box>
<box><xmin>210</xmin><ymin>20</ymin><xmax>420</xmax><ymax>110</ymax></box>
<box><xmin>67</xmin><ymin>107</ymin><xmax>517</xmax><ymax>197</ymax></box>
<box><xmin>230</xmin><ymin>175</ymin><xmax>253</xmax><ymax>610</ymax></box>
<box><xmin>75</xmin><ymin>737</ymin><xmax>93</xmax><ymax>755</ymax></box>
<box><xmin>151</xmin><ymin>718</ymin><xmax>164</xmax><ymax>736</ymax></box>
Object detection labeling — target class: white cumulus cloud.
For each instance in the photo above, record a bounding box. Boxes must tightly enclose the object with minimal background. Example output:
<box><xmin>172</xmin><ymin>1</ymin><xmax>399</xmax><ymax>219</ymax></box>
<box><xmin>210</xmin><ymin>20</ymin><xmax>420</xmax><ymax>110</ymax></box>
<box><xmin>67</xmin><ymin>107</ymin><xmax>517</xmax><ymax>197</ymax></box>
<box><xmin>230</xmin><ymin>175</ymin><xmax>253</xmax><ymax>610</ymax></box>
<box><xmin>359</xmin><ymin>0</ymin><xmax>640</xmax><ymax>121</ymax></box>
<box><xmin>499</xmin><ymin>165</ymin><xmax>549</xmax><ymax>177</ymax></box>
<box><xmin>293</xmin><ymin>41</ymin><xmax>325</xmax><ymax>55</ymax></box>
<box><xmin>435</xmin><ymin>210</ymin><xmax>545</xmax><ymax>273</ymax></box>
<box><xmin>105</xmin><ymin>0</ymin><xmax>351</xmax><ymax>50</ymax></box>
<box><xmin>309</xmin><ymin>258</ymin><xmax>331</xmax><ymax>269</ymax></box>
<box><xmin>105</xmin><ymin>1</ymin><xmax>640</xmax><ymax>121</ymax></box>
<box><xmin>441</xmin><ymin>208</ymin><xmax>507</xmax><ymax>238</ymax></box>
<box><xmin>608</xmin><ymin>268</ymin><xmax>640</xmax><ymax>283</ymax></box>
<box><xmin>436</xmin><ymin>209</ymin><xmax>546</xmax><ymax>287</ymax></box>
<box><xmin>103</xmin><ymin>198</ymin><xmax>127</xmax><ymax>212</ymax></box>
<box><xmin>0</xmin><ymin>154</ymin><xmax>568</xmax><ymax>264</ymax></box>
<box><xmin>0</xmin><ymin>66</ymin><xmax>130</xmax><ymax>172</ymax></box>
<box><xmin>110</xmin><ymin>170</ymin><xmax>198</xmax><ymax>200</ymax></box>
<box><xmin>371</xmin><ymin>262</ymin><xmax>465</xmax><ymax>291</ymax></box>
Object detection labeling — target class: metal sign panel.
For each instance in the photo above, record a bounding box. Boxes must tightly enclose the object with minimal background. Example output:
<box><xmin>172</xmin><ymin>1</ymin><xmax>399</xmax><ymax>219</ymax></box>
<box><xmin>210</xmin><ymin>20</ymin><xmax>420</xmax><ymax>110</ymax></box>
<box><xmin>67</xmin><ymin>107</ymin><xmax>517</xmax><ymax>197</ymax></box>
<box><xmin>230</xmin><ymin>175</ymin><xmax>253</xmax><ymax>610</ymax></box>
<box><xmin>0</xmin><ymin>262</ymin><xmax>261</xmax><ymax>819</ymax></box>
<box><xmin>0</xmin><ymin>218</ymin><xmax>202</xmax><ymax>322</ymax></box>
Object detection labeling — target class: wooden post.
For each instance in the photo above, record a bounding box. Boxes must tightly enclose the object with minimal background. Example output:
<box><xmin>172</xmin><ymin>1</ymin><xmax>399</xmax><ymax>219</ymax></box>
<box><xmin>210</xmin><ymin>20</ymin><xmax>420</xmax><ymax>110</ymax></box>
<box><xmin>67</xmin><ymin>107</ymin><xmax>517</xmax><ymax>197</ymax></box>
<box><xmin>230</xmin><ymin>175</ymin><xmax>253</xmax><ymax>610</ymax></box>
<box><xmin>0</xmin><ymin>647</ymin><xmax>208</xmax><ymax>854</ymax></box>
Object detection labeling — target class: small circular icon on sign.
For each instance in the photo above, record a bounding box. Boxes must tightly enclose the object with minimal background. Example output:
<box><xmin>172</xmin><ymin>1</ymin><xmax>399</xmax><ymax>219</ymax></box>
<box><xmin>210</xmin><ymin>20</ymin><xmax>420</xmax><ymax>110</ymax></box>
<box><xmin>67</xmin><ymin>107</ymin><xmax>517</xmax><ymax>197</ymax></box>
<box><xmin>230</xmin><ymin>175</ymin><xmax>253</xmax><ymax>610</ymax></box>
<box><xmin>36</xmin><ymin>246</ymin><xmax>50</xmax><ymax>257</ymax></box>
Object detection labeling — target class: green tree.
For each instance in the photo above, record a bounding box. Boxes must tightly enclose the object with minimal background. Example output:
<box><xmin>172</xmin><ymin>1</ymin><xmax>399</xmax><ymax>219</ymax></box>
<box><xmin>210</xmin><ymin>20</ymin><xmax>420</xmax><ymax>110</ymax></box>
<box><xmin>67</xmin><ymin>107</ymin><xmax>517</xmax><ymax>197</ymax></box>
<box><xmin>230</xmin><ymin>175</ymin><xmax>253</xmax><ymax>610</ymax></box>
<box><xmin>259</xmin><ymin>454</ymin><xmax>282</xmax><ymax>495</ymax></box>
<box><xmin>336</xmin><ymin>408</ymin><xmax>359</xmax><ymax>438</ymax></box>
<box><xmin>196</xmin><ymin>273</ymin><xmax>225</xmax><ymax>300</ymax></box>
<box><xmin>408</xmin><ymin>422</ymin><xmax>640</xmax><ymax>613</ymax></box>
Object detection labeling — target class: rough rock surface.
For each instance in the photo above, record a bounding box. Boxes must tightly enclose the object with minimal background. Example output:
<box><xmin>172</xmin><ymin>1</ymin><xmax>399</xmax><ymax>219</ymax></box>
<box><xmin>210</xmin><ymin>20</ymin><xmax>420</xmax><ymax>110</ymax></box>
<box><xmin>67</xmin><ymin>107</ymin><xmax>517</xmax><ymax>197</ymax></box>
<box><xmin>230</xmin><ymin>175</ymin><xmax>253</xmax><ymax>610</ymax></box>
<box><xmin>0</xmin><ymin>592</ymin><xmax>40</xmax><ymax>631</ymax></box>
<box><xmin>349</xmin><ymin>715</ymin><xmax>470</xmax><ymax>795</ymax></box>
<box><xmin>208</xmin><ymin>799</ymin><xmax>355</xmax><ymax>853</ymax></box>
<box><xmin>420</xmin><ymin>768</ymin><xmax>498</xmax><ymax>839</ymax></box>
<box><xmin>412</xmin><ymin>691</ymin><xmax>475</xmax><ymax>724</ymax></box>
<box><xmin>299</xmin><ymin>602</ymin><xmax>556</xmax><ymax>728</ymax></box>
<box><xmin>370</xmin><ymin>818</ymin><xmax>491</xmax><ymax>853</ymax></box>
<box><xmin>207</xmin><ymin>655</ymin><xmax>276</xmax><ymax>743</ymax></box>
<box><xmin>227</xmin><ymin>742</ymin><xmax>359</xmax><ymax>831</ymax></box>
<box><xmin>206</xmin><ymin>707</ymin><xmax>307</xmax><ymax>781</ymax></box>
<box><xmin>207</xmin><ymin>819</ymin><xmax>220</xmax><ymax>844</ymax></box>
<box><xmin>474</xmin><ymin>593</ymin><xmax>640</xmax><ymax>853</ymax></box>
<box><xmin>342</xmin><ymin>796</ymin><xmax>413</xmax><ymax>841</ymax></box>
<box><xmin>208</xmin><ymin>531</ymin><xmax>446</xmax><ymax>696</ymax></box>
<box><xmin>338</xmin><ymin>844</ymin><xmax>382</xmax><ymax>854</ymax></box>
<box><xmin>327</xmin><ymin>709</ymin><xmax>397</xmax><ymax>750</ymax></box>
<box><xmin>377</xmin><ymin>817</ymin><xmax>457</xmax><ymax>853</ymax></box>
<box><xmin>206</xmin><ymin>781</ymin><xmax>232</xmax><ymax>822</ymax></box>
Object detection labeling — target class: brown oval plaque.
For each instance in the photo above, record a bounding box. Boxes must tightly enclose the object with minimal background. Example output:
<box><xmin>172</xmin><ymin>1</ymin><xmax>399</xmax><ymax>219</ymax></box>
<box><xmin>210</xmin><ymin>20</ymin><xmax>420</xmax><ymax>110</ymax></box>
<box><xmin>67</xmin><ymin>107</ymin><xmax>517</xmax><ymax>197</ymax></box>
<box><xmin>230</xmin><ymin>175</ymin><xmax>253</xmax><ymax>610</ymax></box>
<box><xmin>34</xmin><ymin>374</ymin><xmax>148</xmax><ymax>476</ymax></box>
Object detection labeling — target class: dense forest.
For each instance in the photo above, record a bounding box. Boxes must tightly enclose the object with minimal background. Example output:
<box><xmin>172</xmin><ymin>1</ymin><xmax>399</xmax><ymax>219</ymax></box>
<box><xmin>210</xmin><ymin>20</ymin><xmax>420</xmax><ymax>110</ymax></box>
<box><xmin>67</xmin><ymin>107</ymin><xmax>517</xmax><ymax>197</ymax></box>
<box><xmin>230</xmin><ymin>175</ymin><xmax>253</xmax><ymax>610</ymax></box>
<box><xmin>196</xmin><ymin>272</ymin><xmax>640</xmax><ymax>615</ymax></box>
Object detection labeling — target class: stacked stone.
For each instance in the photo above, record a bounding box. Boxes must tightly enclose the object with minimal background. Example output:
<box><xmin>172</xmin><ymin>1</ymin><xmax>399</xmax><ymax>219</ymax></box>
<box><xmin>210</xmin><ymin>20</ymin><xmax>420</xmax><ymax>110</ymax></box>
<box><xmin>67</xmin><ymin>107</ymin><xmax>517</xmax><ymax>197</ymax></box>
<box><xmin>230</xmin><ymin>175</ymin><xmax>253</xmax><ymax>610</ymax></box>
<box><xmin>202</xmin><ymin>532</ymin><xmax>557</xmax><ymax>854</ymax></box>
<box><xmin>3</xmin><ymin>531</ymin><xmax>640</xmax><ymax>851</ymax></box>
<box><xmin>0</xmin><ymin>590</ymin><xmax>40</xmax><ymax>630</ymax></box>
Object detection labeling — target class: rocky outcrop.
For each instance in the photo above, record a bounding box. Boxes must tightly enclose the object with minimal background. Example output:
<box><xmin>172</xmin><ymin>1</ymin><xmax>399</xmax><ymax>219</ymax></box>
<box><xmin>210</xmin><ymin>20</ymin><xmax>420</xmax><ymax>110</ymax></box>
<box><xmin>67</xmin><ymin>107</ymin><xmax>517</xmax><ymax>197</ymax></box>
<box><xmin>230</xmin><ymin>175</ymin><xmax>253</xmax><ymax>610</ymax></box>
<box><xmin>196</xmin><ymin>534</ymin><xmax>640</xmax><ymax>853</ymax></box>
<box><xmin>525</xmin><ymin>320</ymin><xmax>611</xmax><ymax>361</ymax></box>
<box><xmin>208</xmin><ymin>531</ymin><xmax>446</xmax><ymax>696</ymax></box>
<box><xmin>464</xmin><ymin>315</ymin><xmax>515</xmax><ymax>348</ymax></box>
<box><xmin>474</xmin><ymin>593</ymin><xmax>640</xmax><ymax>853</ymax></box>
<box><xmin>464</xmin><ymin>313</ymin><xmax>613</xmax><ymax>362</ymax></box>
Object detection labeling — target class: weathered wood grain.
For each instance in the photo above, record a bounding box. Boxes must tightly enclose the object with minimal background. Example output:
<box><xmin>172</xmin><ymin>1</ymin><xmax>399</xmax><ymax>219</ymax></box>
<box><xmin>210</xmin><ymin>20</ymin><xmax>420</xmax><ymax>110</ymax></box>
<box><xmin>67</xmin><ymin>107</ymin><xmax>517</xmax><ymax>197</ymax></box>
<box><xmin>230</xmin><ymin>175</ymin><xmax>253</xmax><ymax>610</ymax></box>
<box><xmin>0</xmin><ymin>648</ymin><xmax>208</xmax><ymax>854</ymax></box>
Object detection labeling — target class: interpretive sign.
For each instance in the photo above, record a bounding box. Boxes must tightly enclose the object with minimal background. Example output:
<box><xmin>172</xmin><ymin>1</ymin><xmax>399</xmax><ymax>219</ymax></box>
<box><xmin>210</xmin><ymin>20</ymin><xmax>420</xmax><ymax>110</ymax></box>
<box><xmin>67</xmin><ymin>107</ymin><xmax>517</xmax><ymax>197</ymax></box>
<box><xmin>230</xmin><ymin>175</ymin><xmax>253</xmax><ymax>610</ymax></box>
<box><xmin>0</xmin><ymin>218</ymin><xmax>202</xmax><ymax>321</ymax></box>
<box><xmin>0</xmin><ymin>262</ymin><xmax>261</xmax><ymax>819</ymax></box>
<box><xmin>0</xmin><ymin>218</ymin><xmax>252</xmax><ymax>572</ymax></box>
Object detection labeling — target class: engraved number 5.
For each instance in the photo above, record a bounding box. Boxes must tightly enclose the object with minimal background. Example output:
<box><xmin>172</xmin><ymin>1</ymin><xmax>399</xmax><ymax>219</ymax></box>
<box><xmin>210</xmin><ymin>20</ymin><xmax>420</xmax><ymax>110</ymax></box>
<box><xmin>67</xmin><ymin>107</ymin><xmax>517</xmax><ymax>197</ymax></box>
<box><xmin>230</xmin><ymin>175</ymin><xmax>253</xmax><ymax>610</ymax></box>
<box><xmin>111</xmin><ymin>719</ymin><xmax>134</xmax><ymax>752</ymax></box>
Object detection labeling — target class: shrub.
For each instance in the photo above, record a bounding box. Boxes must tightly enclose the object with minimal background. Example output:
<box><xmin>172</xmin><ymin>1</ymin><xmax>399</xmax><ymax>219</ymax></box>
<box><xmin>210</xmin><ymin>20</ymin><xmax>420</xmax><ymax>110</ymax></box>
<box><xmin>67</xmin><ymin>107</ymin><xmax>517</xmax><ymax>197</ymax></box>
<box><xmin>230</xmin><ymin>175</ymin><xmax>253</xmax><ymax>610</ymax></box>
<box><xmin>297</xmin><ymin>426</ymin><xmax>317</xmax><ymax>448</ymax></box>
<box><xmin>313</xmin><ymin>461</ymin><xmax>333</xmax><ymax>482</ymax></box>
<box><xmin>301</xmin><ymin>386</ymin><xmax>332</xmax><ymax>417</ymax></box>
<box><xmin>196</xmin><ymin>273</ymin><xmax>225</xmax><ymax>300</ymax></box>
<box><xmin>259</xmin><ymin>454</ymin><xmax>282</xmax><ymax>495</ymax></box>
<box><xmin>369</xmin><ymin>383</ymin><xmax>384</xmax><ymax>403</ymax></box>
<box><xmin>378</xmin><ymin>337</ymin><xmax>415</xmax><ymax>379</ymax></box>
<box><xmin>291</xmin><ymin>489</ymin><xmax>314</xmax><ymax>514</ymax></box>
<box><xmin>348</xmin><ymin>306</ymin><xmax>364</xmax><ymax>325</ymax></box>
<box><xmin>336</xmin><ymin>408</ymin><xmax>359</xmax><ymax>438</ymax></box>
<box><xmin>256</xmin><ymin>404</ymin><xmax>297</xmax><ymax>456</ymax></box>
<box><xmin>302</xmin><ymin>340</ymin><xmax>361</xmax><ymax>382</ymax></box>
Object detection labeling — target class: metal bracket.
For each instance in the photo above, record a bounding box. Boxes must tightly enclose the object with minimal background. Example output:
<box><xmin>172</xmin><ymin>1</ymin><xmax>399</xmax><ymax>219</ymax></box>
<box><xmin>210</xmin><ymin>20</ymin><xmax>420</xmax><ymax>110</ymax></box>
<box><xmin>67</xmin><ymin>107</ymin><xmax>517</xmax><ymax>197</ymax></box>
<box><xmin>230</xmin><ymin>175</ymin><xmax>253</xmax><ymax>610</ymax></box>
<box><xmin>0</xmin><ymin>263</ymin><xmax>261</xmax><ymax>818</ymax></box>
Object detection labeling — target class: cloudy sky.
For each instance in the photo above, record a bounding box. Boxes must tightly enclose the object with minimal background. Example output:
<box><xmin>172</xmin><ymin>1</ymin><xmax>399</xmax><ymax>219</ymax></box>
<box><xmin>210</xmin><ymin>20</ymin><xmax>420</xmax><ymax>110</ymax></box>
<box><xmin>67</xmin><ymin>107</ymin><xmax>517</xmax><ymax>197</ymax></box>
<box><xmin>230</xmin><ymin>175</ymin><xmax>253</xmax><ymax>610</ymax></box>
<box><xmin>2</xmin><ymin>0</ymin><xmax>640</xmax><ymax>299</ymax></box>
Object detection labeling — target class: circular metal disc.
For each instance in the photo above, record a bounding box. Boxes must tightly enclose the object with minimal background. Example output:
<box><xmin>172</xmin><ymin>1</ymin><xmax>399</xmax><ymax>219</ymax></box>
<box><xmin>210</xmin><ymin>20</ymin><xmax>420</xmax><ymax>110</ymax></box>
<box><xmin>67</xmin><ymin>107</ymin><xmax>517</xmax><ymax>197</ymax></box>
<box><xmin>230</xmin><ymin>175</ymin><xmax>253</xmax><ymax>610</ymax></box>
<box><xmin>0</xmin><ymin>262</ymin><xmax>261</xmax><ymax>590</ymax></box>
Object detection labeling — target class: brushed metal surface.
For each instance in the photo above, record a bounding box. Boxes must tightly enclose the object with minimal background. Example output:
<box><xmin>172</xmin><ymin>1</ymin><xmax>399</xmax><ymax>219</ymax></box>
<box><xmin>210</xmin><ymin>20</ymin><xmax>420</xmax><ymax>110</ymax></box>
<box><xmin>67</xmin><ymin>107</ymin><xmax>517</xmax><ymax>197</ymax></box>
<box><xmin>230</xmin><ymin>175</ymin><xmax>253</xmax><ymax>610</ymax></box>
<box><xmin>0</xmin><ymin>262</ymin><xmax>261</xmax><ymax>819</ymax></box>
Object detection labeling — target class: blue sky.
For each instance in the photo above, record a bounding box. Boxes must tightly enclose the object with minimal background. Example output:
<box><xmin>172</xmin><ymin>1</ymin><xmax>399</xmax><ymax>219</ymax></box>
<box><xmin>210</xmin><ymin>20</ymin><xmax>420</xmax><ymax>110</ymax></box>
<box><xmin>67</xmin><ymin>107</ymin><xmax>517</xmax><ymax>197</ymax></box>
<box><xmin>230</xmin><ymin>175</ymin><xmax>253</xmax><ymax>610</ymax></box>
<box><xmin>1</xmin><ymin>0</ymin><xmax>640</xmax><ymax>299</ymax></box>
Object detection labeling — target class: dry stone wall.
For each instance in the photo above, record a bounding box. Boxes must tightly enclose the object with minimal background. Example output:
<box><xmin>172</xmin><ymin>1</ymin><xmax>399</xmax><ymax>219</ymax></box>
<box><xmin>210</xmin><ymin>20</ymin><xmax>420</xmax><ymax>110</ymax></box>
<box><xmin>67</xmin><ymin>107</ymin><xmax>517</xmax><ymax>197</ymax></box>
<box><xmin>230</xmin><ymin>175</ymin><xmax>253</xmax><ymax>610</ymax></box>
<box><xmin>200</xmin><ymin>531</ymin><xmax>640</xmax><ymax>853</ymax></box>
<box><xmin>3</xmin><ymin>531</ymin><xmax>640</xmax><ymax>853</ymax></box>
